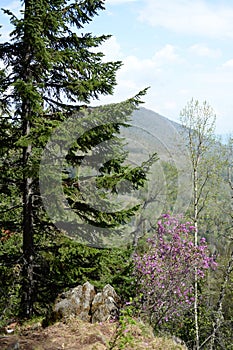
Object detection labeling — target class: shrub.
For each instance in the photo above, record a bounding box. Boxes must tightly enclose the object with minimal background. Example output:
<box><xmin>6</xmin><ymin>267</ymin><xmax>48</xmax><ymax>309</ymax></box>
<box><xmin>133</xmin><ymin>214</ymin><xmax>217</xmax><ymax>328</ymax></box>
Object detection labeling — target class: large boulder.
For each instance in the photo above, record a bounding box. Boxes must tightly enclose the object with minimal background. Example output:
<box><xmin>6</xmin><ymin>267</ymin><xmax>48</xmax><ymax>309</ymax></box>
<box><xmin>52</xmin><ymin>282</ymin><xmax>120</xmax><ymax>324</ymax></box>
<box><xmin>53</xmin><ymin>281</ymin><xmax>96</xmax><ymax>322</ymax></box>
<box><xmin>91</xmin><ymin>284</ymin><xmax>120</xmax><ymax>323</ymax></box>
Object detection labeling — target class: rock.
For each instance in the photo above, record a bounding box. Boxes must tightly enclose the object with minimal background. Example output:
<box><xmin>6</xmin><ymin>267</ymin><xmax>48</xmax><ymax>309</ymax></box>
<box><xmin>52</xmin><ymin>282</ymin><xmax>120</xmax><ymax>324</ymax></box>
<box><xmin>91</xmin><ymin>284</ymin><xmax>120</xmax><ymax>323</ymax></box>
<box><xmin>53</xmin><ymin>281</ymin><xmax>95</xmax><ymax>322</ymax></box>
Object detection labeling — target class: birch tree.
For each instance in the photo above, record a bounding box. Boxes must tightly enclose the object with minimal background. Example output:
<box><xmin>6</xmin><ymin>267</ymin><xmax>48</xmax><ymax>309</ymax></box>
<box><xmin>180</xmin><ymin>98</ymin><xmax>216</xmax><ymax>350</ymax></box>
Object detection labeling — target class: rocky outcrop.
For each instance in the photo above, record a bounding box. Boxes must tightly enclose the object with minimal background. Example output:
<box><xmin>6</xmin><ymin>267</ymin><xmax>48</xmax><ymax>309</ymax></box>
<box><xmin>53</xmin><ymin>281</ymin><xmax>95</xmax><ymax>322</ymax></box>
<box><xmin>91</xmin><ymin>284</ymin><xmax>120</xmax><ymax>323</ymax></box>
<box><xmin>52</xmin><ymin>282</ymin><xmax>120</xmax><ymax>323</ymax></box>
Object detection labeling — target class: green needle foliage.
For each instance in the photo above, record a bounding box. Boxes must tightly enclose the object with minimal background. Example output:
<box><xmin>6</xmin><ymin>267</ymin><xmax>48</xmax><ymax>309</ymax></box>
<box><xmin>0</xmin><ymin>0</ymin><xmax>156</xmax><ymax>319</ymax></box>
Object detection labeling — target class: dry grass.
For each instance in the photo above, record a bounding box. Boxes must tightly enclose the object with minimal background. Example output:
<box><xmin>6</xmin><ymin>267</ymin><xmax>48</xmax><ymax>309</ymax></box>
<box><xmin>0</xmin><ymin>317</ymin><xmax>187</xmax><ymax>350</ymax></box>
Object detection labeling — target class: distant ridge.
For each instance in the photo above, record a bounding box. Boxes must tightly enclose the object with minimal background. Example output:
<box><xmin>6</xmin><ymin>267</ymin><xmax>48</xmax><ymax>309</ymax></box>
<box><xmin>120</xmin><ymin>107</ymin><xmax>193</xmax><ymax>220</ymax></box>
<box><xmin>132</xmin><ymin>107</ymin><xmax>181</xmax><ymax>131</ymax></box>
<box><xmin>121</xmin><ymin>107</ymin><xmax>187</xmax><ymax>164</ymax></box>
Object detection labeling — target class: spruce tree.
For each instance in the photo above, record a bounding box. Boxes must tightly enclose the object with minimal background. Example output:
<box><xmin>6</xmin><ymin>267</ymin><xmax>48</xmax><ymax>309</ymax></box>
<box><xmin>0</xmin><ymin>1</ymin><xmax>155</xmax><ymax>317</ymax></box>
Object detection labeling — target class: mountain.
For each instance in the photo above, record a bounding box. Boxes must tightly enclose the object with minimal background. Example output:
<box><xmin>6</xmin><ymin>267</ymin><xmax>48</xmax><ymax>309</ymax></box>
<box><xmin>121</xmin><ymin>107</ymin><xmax>188</xmax><ymax>165</ymax></box>
<box><xmin>131</xmin><ymin>107</ymin><xmax>182</xmax><ymax>138</ymax></box>
<box><xmin>119</xmin><ymin>107</ymin><xmax>193</xmax><ymax>224</ymax></box>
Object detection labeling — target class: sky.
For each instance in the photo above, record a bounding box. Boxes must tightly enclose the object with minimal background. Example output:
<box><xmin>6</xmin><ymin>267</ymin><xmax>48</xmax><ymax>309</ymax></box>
<box><xmin>1</xmin><ymin>0</ymin><xmax>233</xmax><ymax>135</ymax></box>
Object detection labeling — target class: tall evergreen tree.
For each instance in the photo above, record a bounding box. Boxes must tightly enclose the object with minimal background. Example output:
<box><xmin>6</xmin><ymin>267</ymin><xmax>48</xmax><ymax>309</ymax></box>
<box><xmin>0</xmin><ymin>0</ymin><xmax>155</xmax><ymax>317</ymax></box>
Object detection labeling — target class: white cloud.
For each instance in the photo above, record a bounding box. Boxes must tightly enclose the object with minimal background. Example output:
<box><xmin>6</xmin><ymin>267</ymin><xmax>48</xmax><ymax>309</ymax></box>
<box><xmin>118</xmin><ymin>55</ymin><xmax>160</xmax><ymax>82</ymax></box>
<box><xmin>153</xmin><ymin>44</ymin><xmax>181</xmax><ymax>63</ymax></box>
<box><xmin>189</xmin><ymin>44</ymin><xmax>221</xmax><ymax>58</ymax></box>
<box><xmin>92</xmin><ymin>38</ymin><xmax>233</xmax><ymax>134</ymax></box>
<box><xmin>97</xmin><ymin>36</ymin><xmax>123</xmax><ymax>62</ymax></box>
<box><xmin>124</xmin><ymin>44</ymin><xmax>180</xmax><ymax>68</ymax></box>
<box><xmin>222</xmin><ymin>59</ymin><xmax>233</xmax><ymax>69</ymax></box>
<box><xmin>91</xmin><ymin>43</ymin><xmax>184</xmax><ymax>110</ymax></box>
<box><xmin>117</xmin><ymin>44</ymin><xmax>182</xmax><ymax>85</ymax></box>
<box><xmin>138</xmin><ymin>0</ymin><xmax>233</xmax><ymax>38</ymax></box>
<box><xmin>99</xmin><ymin>40</ymin><xmax>181</xmax><ymax>75</ymax></box>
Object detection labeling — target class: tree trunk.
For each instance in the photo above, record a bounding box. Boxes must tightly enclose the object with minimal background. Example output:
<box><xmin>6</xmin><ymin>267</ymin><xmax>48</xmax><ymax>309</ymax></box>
<box><xmin>20</xmin><ymin>0</ymin><xmax>35</xmax><ymax>317</ymax></box>
<box><xmin>193</xmin><ymin>167</ymin><xmax>200</xmax><ymax>350</ymax></box>
<box><xmin>20</xmin><ymin>116</ymin><xmax>35</xmax><ymax>318</ymax></box>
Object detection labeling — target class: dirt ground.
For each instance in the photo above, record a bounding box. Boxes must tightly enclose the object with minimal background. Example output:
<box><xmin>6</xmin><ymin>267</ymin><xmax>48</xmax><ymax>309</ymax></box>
<box><xmin>0</xmin><ymin>317</ymin><xmax>187</xmax><ymax>350</ymax></box>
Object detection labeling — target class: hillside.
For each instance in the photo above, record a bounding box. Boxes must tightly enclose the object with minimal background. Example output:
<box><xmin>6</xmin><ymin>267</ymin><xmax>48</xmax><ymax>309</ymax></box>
<box><xmin>119</xmin><ymin>107</ymin><xmax>192</xmax><ymax>221</ymax></box>
<box><xmin>122</xmin><ymin>107</ymin><xmax>186</xmax><ymax>163</ymax></box>
<box><xmin>0</xmin><ymin>318</ymin><xmax>187</xmax><ymax>350</ymax></box>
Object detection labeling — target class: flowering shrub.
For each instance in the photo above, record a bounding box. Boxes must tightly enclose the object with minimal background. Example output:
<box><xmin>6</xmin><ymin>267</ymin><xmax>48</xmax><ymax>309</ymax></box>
<box><xmin>133</xmin><ymin>214</ymin><xmax>217</xmax><ymax>327</ymax></box>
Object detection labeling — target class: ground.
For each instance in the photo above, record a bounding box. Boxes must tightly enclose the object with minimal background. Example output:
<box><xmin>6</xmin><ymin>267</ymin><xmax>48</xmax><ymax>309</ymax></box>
<box><xmin>0</xmin><ymin>317</ymin><xmax>187</xmax><ymax>350</ymax></box>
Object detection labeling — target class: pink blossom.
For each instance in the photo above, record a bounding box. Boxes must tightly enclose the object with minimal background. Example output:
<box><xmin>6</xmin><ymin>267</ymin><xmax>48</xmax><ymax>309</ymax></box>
<box><xmin>133</xmin><ymin>214</ymin><xmax>217</xmax><ymax>326</ymax></box>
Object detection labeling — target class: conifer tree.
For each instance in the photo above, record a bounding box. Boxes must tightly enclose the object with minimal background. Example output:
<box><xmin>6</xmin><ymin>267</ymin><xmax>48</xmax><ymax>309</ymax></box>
<box><xmin>0</xmin><ymin>0</ymin><xmax>155</xmax><ymax>317</ymax></box>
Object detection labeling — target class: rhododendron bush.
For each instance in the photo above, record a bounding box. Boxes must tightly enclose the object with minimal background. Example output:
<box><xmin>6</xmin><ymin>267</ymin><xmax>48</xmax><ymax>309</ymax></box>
<box><xmin>133</xmin><ymin>214</ymin><xmax>217</xmax><ymax>327</ymax></box>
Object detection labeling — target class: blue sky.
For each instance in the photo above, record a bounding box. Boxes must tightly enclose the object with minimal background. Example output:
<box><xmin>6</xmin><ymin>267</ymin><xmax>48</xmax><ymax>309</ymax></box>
<box><xmin>1</xmin><ymin>0</ymin><xmax>233</xmax><ymax>135</ymax></box>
